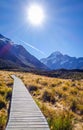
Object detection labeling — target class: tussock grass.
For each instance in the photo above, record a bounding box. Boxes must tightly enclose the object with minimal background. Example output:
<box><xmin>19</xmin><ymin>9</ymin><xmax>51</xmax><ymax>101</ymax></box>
<box><xmin>14</xmin><ymin>72</ymin><xmax>83</xmax><ymax>130</ymax></box>
<box><xmin>0</xmin><ymin>71</ymin><xmax>13</xmax><ymax>130</ymax></box>
<box><xmin>42</xmin><ymin>89</ymin><xmax>55</xmax><ymax>104</ymax></box>
<box><xmin>0</xmin><ymin>71</ymin><xmax>83</xmax><ymax>130</ymax></box>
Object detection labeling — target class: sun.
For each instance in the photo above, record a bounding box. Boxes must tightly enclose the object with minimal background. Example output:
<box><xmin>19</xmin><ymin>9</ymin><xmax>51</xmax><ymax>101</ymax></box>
<box><xmin>28</xmin><ymin>4</ymin><xmax>44</xmax><ymax>26</ymax></box>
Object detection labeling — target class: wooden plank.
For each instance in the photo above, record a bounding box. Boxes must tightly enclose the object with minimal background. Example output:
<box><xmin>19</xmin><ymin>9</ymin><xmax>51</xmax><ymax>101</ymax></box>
<box><xmin>6</xmin><ymin>75</ymin><xmax>49</xmax><ymax>130</ymax></box>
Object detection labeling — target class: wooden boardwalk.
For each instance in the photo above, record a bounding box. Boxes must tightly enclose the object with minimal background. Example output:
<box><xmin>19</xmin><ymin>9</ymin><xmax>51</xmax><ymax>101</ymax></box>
<box><xmin>6</xmin><ymin>75</ymin><xmax>50</xmax><ymax>130</ymax></box>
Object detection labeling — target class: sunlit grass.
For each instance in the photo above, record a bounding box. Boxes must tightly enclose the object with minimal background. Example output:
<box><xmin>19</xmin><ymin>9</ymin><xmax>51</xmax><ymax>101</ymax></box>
<box><xmin>14</xmin><ymin>72</ymin><xmax>83</xmax><ymax>130</ymax></box>
<box><xmin>0</xmin><ymin>71</ymin><xmax>13</xmax><ymax>130</ymax></box>
<box><xmin>0</xmin><ymin>70</ymin><xmax>83</xmax><ymax>130</ymax></box>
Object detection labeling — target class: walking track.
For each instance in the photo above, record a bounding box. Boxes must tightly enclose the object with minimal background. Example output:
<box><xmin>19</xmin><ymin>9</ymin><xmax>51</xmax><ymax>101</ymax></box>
<box><xmin>6</xmin><ymin>75</ymin><xmax>50</xmax><ymax>130</ymax></box>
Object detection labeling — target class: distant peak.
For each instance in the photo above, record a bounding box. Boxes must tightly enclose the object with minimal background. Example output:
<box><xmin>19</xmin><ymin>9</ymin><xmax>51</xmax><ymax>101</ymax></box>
<box><xmin>52</xmin><ymin>51</ymin><xmax>62</xmax><ymax>55</ymax></box>
<box><xmin>49</xmin><ymin>51</ymin><xmax>62</xmax><ymax>58</ymax></box>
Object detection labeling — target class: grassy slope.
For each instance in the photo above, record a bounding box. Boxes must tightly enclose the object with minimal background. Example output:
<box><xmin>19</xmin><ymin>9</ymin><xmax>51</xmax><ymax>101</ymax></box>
<box><xmin>0</xmin><ymin>71</ymin><xmax>83</xmax><ymax>130</ymax></box>
<box><xmin>0</xmin><ymin>71</ymin><xmax>13</xmax><ymax>130</ymax></box>
<box><xmin>15</xmin><ymin>72</ymin><xmax>83</xmax><ymax>130</ymax></box>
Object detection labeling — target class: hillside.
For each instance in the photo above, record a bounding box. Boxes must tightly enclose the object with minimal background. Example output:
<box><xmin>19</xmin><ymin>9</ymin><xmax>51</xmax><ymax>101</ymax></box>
<box><xmin>0</xmin><ymin>34</ymin><xmax>48</xmax><ymax>71</ymax></box>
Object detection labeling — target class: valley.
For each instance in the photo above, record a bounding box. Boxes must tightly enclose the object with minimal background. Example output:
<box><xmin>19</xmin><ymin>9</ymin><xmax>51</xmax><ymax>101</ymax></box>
<box><xmin>0</xmin><ymin>0</ymin><xmax>83</xmax><ymax>129</ymax></box>
<box><xmin>0</xmin><ymin>71</ymin><xmax>83</xmax><ymax>130</ymax></box>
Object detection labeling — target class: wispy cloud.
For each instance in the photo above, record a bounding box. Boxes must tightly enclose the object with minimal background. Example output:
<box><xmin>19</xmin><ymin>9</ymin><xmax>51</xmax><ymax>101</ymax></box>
<box><xmin>18</xmin><ymin>39</ymin><xmax>46</xmax><ymax>56</ymax></box>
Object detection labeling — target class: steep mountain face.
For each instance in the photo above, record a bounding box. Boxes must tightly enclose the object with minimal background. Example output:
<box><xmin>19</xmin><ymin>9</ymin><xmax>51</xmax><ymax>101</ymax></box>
<box><xmin>40</xmin><ymin>51</ymin><xmax>83</xmax><ymax>70</ymax></box>
<box><xmin>0</xmin><ymin>34</ymin><xmax>48</xmax><ymax>70</ymax></box>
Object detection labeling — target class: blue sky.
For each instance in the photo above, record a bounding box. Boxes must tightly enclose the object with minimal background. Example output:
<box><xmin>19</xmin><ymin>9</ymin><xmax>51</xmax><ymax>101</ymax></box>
<box><xmin>0</xmin><ymin>0</ymin><xmax>83</xmax><ymax>59</ymax></box>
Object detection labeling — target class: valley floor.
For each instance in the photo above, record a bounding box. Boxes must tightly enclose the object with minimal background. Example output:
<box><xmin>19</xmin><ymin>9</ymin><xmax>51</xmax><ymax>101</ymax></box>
<box><xmin>0</xmin><ymin>71</ymin><xmax>83</xmax><ymax>130</ymax></box>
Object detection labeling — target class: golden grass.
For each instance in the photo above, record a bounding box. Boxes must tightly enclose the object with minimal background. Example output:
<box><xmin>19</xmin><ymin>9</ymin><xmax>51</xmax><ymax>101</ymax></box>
<box><xmin>0</xmin><ymin>71</ymin><xmax>13</xmax><ymax>130</ymax></box>
<box><xmin>0</xmin><ymin>70</ymin><xmax>83</xmax><ymax>130</ymax></box>
<box><xmin>13</xmin><ymin>71</ymin><xmax>83</xmax><ymax>130</ymax></box>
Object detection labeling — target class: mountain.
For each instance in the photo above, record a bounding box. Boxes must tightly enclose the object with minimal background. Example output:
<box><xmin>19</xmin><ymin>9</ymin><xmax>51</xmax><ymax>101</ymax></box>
<box><xmin>40</xmin><ymin>51</ymin><xmax>83</xmax><ymax>70</ymax></box>
<box><xmin>0</xmin><ymin>34</ymin><xmax>48</xmax><ymax>71</ymax></box>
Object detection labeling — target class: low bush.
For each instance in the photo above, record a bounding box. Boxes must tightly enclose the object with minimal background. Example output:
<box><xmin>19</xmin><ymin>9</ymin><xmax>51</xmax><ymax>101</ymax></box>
<box><xmin>42</xmin><ymin>90</ymin><xmax>55</xmax><ymax>104</ymax></box>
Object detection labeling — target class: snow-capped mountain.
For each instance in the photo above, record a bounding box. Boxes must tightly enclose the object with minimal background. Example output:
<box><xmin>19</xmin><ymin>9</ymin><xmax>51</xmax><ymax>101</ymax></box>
<box><xmin>40</xmin><ymin>51</ymin><xmax>83</xmax><ymax>70</ymax></box>
<box><xmin>0</xmin><ymin>34</ymin><xmax>48</xmax><ymax>71</ymax></box>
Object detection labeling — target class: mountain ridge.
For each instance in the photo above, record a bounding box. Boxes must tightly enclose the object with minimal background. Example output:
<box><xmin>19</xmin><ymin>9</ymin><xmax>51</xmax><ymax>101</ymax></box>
<box><xmin>40</xmin><ymin>51</ymin><xmax>83</xmax><ymax>70</ymax></box>
<box><xmin>0</xmin><ymin>34</ymin><xmax>48</xmax><ymax>71</ymax></box>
